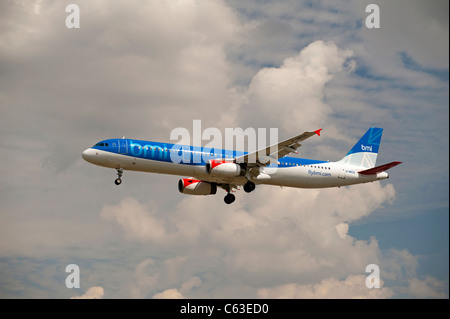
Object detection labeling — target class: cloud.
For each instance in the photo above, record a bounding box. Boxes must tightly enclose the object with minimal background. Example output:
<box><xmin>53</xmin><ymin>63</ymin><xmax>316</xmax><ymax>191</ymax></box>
<box><xmin>0</xmin><ymin>0</ymin><xmax>242</xmax><ymax>174</ymax></box>
<box><xmin>96</xmin><ymin>176</ymin><xmax>445</xmax><ymax>298</ymax></box>
<box><xmin>127</xmin><ymin>255</ymin><xmax>202</xmax><ymax>298</ymax></box>
<box><xmin>356</xmin><ymin>0</ymin><xmax>449</xmax><ymax>71</ymax></box>
<box><xmin>257</xmin><ymin>275</ymin><xmax>393</xmax><ymax>299</ymax></box>
<box><xmin>100</xmin><ymin>181</ymin><xmax>402</xmax><ymax>297</ymax></box>
<box><xmin>71</xmin><ymin>286</ymin><xmax>104</xmax><ymax>299</ymax></box>
<box><xmin>181</xmin><ymin>276</ymin><xmax>202</xmax><ymax>292</ymax></box>
<box><xmin>239</xmin><ymin>40</ymin><xmax>355</xmax><ymax>136</ymax></box>
<box><xmin>100</xmin><ymin>197</ymin><xmax>166</xmax><ymax>242</ymax></box>
<box><xmin>402</xmin><ymin>276</ymin><xmax>448</xmax><ymax>299</ymax></box>
<box><xmin>335</xmin><ymin>223</ymin><xmax>349</xmax><ymax>239</ymax></box>
<box><xmin>130</xmin><ymin>258</ymin><xmax>159</xmax><ymax>298</ymax></box>
<box><xmin>151</xmin><ymin>276</ymin><xmax>201</xmax><ymax>299</ymax></box>
<box><xmin>152</xmin><ymin>288</ymin><xmax>185</xmax><ymax>299</ymax></box>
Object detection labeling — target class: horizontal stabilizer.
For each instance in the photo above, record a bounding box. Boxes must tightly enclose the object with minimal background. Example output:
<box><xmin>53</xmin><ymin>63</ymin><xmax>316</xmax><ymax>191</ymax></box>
<box><xmin>358</xmin><ymin>161</ymin><xmax>402</xmax><ymax>175</ymax></box>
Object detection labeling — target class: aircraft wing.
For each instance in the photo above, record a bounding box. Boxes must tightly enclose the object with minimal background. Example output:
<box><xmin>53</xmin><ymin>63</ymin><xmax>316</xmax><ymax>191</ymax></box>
<box><xmin>234</xmin><ymin>129</ymin><xmax>322</xmax><ymax>167</ymax></box>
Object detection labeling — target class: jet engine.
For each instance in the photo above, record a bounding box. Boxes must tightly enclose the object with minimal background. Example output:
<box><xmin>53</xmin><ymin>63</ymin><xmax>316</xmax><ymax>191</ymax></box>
<box><xmin>205</xmin><ymin>160</ymin><xmax>245</xmax><ymax>177</ymax></box>
<box><xmin>178</xmin><ymin>178</ymin><xmax>217</xmax><ymax>195</ymax></box>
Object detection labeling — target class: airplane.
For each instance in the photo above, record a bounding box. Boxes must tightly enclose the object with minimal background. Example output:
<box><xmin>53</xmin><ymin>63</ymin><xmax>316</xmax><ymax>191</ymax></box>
<box><xmin>82</xmin><ymin>127</ymin><xmax>402</xmax><ymax>204</ymax></box>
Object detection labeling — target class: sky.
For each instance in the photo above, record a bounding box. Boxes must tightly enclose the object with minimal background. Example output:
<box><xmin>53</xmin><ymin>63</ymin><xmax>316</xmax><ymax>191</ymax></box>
<box><xmin>0</xmin><ymin>0</ymin><xmax>448</xmax><ymax>299</ymax></box>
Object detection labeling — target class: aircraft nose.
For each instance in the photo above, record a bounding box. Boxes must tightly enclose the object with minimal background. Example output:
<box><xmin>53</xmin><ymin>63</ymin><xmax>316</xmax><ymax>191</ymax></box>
<box><xmin>82</xmin><ymin>148</ymin><xmax>97</xmax><ymax>162</ymax></box>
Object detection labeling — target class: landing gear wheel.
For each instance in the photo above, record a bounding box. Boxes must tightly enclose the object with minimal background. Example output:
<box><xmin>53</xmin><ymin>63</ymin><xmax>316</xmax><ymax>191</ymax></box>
<box><xmin>115</xmin><ymin>168</ymin><xmax>123</xmax><ymax>186</ymax></box>
<box><xmin>243</xmin><ymin>181</ymin><xmax>256</xmax><ymax>193</ymax></box>
<box><xmin>224</xmin><ymin>193</ymin><xmax>235</xmax><ymax>204</ymax></box>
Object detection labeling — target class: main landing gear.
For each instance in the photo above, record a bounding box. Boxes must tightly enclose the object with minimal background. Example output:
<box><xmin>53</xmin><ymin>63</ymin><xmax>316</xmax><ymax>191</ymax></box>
<box><xmin>223</xmin><ymin>184</ymin><xmax>236</xmax><ymax>205</ymax></box>
<box><xmin>243</xmin><ymin>181</ymin><xmax>256</xmax><ymax>193</ymax></box>
<box><xmin>115</xmin><ymin>168</ymin><xmax>123</xmax><ymax>185</ymax></box>
<box><xmin>223</xmin><ymin>181</ymin><xmax>255</xmax><ymax>204</ymax></box>
<box><xmin>224</xmin><ymin>192</ymin><xmax>235</xmax><ymax>204</ymax></box>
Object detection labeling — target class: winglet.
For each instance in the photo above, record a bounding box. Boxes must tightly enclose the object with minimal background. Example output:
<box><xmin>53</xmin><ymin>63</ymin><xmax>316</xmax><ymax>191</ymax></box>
<box><xmin>314</xmin><ymin>129</ymin><xmax>322</xmax><ymax>136</ymax></box>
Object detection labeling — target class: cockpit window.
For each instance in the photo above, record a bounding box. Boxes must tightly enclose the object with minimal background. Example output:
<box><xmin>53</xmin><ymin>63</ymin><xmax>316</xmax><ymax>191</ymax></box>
<box><xmin>94</xmin><ymin>142</ymin><xmax>109</xmax><ymax>147</ymax></box>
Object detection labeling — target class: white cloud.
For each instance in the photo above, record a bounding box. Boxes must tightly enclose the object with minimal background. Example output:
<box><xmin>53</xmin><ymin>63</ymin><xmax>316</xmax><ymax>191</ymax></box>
<box><xmin>0</xmin><ymin>0</ymin><xmax>242</xmax><ymax>158</ymax></box>
<box><xmin>152</xmin><ymin>288</ymin><xmax>185</xmax><ymax>299</ymax></box>
<box><xmin>335</xmin><ymin>223</ymin><xmax>349</xmax><ymax>239</ymax></box>
<box><xmin>181</xmin><ymin>276</ymin><xmax>202</xmax><ymax>292</ymax></box>
<box><xmin>94</xmin><ymin>175</ymin><xmax>442</xmax><ymax>299</ymax></box>
<box><xmin>100</xmin><ymin>197</ymin><xmax>167</xmax><ymax>242</ymax></box>
<box><xmin>402</xmin><ymin>276</ymin><xmax>448</xmax><ymax>299</ymax></box>
<box><xmin>100</xmin><ymin>182</ymin><xmax>402</xmax><ymax>297</ymax></box>
<box><xmin>239</xmin><ymin>40</ymin><xmax>355</xmax><ymax>136</ymax></box>
<box><xmin>355</xmin><ymin>0</ymin><xmax>449</xmax><ymax>71</ymax></box>
<box><xmin>257</xmin><ymin>275</ymin><xmax>393</xmax><ymax>299</ymax></box>
<box><xmin>130</xmin><ymin>258</ymin><xmax>159</xmax><ymax>298</ymax></box>
<box><xmin>379</xmin><ymin>248</ymin><xmax>419</xmax><ymax>283</ymax></box>
<box><xmin>151</xmin><ymin>276</ymin><xmax>201</xmax><ymax>299</ymax></box>
<box><xmin>71</xmin><ymin>286</ymin><xmax>105</xmax><ymax>299</ymax></box>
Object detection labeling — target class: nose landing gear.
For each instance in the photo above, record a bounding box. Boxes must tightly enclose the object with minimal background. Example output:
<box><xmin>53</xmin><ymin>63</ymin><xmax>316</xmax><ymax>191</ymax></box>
<box><xmin>115</xmin><ymin>168</ymin><xmax>123</xmax><ymax>185</ymax></box>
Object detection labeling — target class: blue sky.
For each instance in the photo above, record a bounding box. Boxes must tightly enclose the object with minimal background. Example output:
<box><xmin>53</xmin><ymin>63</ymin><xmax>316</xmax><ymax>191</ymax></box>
<box><xmin>0</xmin><ymin>0</ymin><xmax>448</xmax><ymax>298</ymax></box>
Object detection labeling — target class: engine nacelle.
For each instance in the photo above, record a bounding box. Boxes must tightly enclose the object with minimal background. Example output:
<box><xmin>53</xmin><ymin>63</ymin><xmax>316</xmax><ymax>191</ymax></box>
<box><xmin>178</xmin><ymin>178</ymin><xmax>217</xmax><ymax>195</ymax></box>
<box><xmin>205</xmin><ymin>160</ymin><xmax>245</xmax><ymax>177</ymax></box>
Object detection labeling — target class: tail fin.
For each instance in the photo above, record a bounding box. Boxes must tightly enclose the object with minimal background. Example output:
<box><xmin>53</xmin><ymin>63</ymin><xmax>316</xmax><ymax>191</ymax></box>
<box><xmin>338</xmin><ymin>127</ymin><xmax>383</xmax><ymax>168</ymax></box>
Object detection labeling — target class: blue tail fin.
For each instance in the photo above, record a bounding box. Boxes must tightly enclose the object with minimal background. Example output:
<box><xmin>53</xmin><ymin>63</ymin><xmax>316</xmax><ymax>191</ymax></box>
<box><xmin>338</xmin><ymin>127</ymin><xmax>383</xmax><ymax>168</ymax></box>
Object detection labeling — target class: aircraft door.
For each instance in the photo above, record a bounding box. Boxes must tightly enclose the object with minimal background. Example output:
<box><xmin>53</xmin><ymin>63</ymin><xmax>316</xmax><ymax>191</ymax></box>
<box><xmin>118</xmin><ymin>139</ymin><xmax>128</xmax><ymax>154</ymax></box>
<box><xmin>338</xmin><ymin>166</ymin><xmax>346</xmax><ymax>179</ymax></box>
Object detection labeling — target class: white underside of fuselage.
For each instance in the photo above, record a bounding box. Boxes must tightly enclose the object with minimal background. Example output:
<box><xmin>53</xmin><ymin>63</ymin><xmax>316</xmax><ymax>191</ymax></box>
<box><xmin>82</xmin><ymin>149</ymin><xmax>386</xmax><ymax>189</ymax></box>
